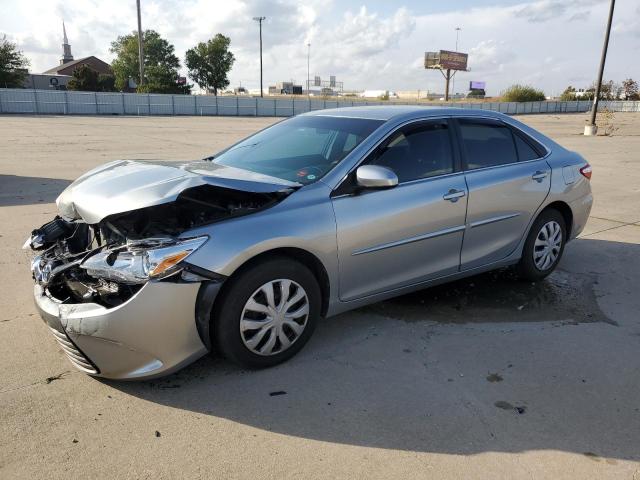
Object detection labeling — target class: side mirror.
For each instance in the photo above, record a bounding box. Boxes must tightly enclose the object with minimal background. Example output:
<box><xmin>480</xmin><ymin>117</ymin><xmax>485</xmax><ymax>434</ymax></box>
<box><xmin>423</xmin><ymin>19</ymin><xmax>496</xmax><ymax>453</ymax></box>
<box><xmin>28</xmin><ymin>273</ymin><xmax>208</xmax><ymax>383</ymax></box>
<box><xmin>356</xmin><ymin>165</ymin><xmax>398</xmax><ymax>189</ymax></box>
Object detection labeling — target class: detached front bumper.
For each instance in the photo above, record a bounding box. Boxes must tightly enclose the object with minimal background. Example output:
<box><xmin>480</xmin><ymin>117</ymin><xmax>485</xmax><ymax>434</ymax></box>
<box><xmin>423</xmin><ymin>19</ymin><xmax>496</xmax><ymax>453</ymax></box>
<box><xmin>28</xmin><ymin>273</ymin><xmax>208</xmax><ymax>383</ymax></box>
<box><xmin>34</xmin><ymin>281</ymin><xmax>208</xmax><ymax>380</ymax></box>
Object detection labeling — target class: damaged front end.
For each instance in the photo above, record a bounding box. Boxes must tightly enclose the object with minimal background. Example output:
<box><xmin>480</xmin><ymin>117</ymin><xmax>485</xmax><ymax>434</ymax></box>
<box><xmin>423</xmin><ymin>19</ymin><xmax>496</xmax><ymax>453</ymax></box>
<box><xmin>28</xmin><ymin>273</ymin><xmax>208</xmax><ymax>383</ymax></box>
<box><xmin>27</xmin><ymin>218</ymin><xmax>208</xmax><ymax>308</ymax></box>
<box><xmin>26</xmin><ymin>217</ymin><xmax>138</xmax><ymax>308</ymax></box>
<box><xmin>26</xmin><ymin>183</ymin><xmax>288</xmax><ymax>307</ymax></box>
<box><xmin>25</xmin><ymin>159</ymin><xmax>297</xmax><ymax>378</ymax></box>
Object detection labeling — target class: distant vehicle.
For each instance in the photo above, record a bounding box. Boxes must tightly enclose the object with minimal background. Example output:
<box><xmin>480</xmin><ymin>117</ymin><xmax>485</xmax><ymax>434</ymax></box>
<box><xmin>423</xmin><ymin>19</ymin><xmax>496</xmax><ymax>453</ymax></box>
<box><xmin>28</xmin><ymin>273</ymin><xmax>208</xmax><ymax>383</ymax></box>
<box><xmin>234</xmin><ymin>86</ymin><xmax>248</xmax><ymax>95</ymax></box>
<box><xmin>26</xmin><ymin>106</ymin><xmax>592</xmax><ymax>379</ymax></box>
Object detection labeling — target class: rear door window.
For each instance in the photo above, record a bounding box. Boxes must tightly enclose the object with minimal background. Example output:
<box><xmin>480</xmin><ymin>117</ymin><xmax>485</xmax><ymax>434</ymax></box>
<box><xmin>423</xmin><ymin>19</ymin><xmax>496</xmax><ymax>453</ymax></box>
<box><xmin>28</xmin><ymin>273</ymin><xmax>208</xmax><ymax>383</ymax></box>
<box><xmin>458</xmin><ymin>119</ymin><xmax>518</xmax><ymax>170</ymax></box>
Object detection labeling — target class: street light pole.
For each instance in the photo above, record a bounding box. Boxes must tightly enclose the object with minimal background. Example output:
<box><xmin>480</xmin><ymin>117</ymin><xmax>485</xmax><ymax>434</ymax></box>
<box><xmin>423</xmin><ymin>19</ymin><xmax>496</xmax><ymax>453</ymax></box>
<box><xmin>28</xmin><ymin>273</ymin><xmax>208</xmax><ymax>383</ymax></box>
<box><xmin>136</xmin><ymin>0</ymin><xmax>144</xmax><ymax>87</ymax></box>
<box><xmin>253</xmin><ymin>16</ymin><xmax>266</xmax><ymax>97</ymax></box>
<box><xmin>307</xmin><ymin>42</ymin><xmax>311</xmax><ymax>96</ymax></box>
<box><xmin>585</xmin><ymin>0</ymin><xmax>615</xmax><ymax>136</ymax></box>
<box><xmin>452</xmin><ymin>27</ymin><xmax>461</xmax><ymax>97</ymax></box>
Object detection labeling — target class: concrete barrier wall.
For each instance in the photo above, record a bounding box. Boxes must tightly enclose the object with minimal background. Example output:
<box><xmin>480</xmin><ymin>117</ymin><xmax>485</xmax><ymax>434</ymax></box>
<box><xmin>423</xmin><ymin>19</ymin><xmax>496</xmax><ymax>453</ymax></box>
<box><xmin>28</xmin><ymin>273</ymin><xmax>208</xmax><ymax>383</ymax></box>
<box><xmin>1</xmin><ymin>88</ymin><xmax>639</xmax><ymax>116</ymax></box>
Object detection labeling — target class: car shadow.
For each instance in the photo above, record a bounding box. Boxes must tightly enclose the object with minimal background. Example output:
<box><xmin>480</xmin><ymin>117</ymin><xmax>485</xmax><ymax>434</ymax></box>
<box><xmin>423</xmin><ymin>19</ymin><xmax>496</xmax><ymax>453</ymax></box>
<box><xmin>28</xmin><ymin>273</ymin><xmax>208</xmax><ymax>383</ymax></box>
<box><xmin>0</xmin><ymin>174</ymin><xmax>71</xmax><ymax>207</ymax></box>
<box><xmin>108</xmin><ymin>237</ymin><xmax>640</xmax><ymax>461</ymax></box>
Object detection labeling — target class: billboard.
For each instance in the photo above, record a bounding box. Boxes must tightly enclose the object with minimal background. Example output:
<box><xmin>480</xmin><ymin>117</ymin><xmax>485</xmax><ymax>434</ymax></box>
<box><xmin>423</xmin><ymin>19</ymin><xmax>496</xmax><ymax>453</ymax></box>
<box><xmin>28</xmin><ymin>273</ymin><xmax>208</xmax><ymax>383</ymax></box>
<box><xmin>470</xmin><ymin>81</ymin><xmax>486</xmax><ymax>90</ymax></box>
<box><xmin>425</xmin><ymin>51</ymin><xmax>468</xmax><ymax>71</ymax></box>
<box><xmin>439</xmin><ymin>50</ymin><xmax>468</xmax><ymax>71</ymax></box>
<box><xmin>424</xmin><ymin>51</ymin><xmax>440</xmax><ymax>69</ymax></box>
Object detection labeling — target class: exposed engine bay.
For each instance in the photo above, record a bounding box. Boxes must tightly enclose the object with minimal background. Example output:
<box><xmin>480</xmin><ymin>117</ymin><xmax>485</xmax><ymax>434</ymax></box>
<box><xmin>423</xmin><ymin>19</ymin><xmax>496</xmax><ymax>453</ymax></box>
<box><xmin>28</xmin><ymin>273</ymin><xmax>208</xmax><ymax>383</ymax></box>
<box><xmin>27</xmin><ymin>184</ymin><xmax>290</xmax><ymax>308</ymax></box>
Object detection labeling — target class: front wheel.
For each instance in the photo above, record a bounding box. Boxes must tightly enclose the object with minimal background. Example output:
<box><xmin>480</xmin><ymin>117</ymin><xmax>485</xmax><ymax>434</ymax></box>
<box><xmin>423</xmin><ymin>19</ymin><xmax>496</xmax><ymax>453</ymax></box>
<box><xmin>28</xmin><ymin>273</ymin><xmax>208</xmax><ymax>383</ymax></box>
<box><xmin>517</xmin><ymin>209</ymin><xmax>566</xmax><ymax>281</ymax></box>
<box><xmin>213</xmin><ymin>257</ymin><xmax>320</xmax><ymax>368</ymax></box>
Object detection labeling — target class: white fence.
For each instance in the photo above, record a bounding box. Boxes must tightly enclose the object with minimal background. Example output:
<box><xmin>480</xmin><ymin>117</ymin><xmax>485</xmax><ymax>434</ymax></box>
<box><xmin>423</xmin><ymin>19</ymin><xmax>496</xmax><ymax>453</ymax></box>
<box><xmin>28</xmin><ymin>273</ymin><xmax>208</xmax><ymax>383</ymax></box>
<box><xmin>1</xmin><ymin>88</ymin><xmax>639</xmax><ymax>117</ymax></box>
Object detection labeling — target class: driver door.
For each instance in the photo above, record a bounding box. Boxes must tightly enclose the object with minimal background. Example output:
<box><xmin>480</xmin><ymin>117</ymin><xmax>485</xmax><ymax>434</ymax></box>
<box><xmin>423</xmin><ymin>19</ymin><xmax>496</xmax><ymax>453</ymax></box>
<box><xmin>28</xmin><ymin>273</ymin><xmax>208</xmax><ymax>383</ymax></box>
<box><xmin>331</xmin><ymin>119</ymin><xmax>468</xmax><ymax>301</ymax></box>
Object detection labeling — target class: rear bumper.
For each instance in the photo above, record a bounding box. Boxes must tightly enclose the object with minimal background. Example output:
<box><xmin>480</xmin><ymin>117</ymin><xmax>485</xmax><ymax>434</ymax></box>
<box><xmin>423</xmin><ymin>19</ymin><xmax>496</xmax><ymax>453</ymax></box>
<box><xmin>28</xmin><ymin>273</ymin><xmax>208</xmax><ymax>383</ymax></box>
<box><xmin>34</xmin><ymin>281</ymin><xmax>208</xmax><ymax>380</ymax></box>
<box><xmin>568</xmin><ymin>191</ymin><xmax>593</xmax><ymax>240</ymax></box>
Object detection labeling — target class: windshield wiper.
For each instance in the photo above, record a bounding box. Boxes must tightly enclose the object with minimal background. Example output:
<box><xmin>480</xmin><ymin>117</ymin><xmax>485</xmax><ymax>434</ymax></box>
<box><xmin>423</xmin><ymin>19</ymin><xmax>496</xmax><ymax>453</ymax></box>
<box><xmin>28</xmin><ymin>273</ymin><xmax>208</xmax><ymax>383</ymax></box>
<box><xmin>202</xmin><ymin>142</ymin><xmax>259</xmax><ymax>162</ymax></box>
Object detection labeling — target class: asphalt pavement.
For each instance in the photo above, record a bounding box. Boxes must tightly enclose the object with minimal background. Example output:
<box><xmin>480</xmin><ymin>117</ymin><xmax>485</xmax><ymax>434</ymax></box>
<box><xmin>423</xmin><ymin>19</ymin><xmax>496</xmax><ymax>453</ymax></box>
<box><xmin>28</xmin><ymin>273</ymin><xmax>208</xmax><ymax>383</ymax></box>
<box><xmin>1</xmin><ymin>112</ymin><xmax>639</xmax><ymax>479</ymax></box>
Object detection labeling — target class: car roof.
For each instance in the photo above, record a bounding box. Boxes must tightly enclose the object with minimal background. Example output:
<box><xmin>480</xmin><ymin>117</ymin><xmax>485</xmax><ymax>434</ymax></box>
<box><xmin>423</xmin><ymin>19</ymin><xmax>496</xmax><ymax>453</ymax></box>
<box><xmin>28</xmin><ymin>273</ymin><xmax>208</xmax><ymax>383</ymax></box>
<box><xmin>303</xmin><ymin>105</ymin><xmax>506</xmax><ymax>122</ymax></box>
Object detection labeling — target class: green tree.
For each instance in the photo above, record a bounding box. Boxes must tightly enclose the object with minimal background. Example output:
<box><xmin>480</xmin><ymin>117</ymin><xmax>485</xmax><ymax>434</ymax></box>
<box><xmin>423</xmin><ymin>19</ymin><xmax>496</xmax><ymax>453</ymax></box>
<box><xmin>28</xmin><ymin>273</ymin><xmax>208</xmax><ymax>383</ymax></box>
<box><xmin>621</xmin><ymin>78</ymin><xmax>639</xmax><ymax>100</ymax></box>
<box><xmin>67</xmin><ymin>64</ymin><xmax>98</xmax><ymax>91</ymax></box>
<box><xmin>185</xmin><ymin>34</ymin><xmax>235</xmax><ymax>95</ymax></box>
<box><xmin>559</xmin><ymin>85</ymin><xmax>577</xmax><ymax>101</ymax></box>
<box><xmin>0</xmin><ymin>35</ymin><xmax>30</xmax><ymax>88</ymax></box>
<box><xmin>67</xmin><ymin>65</ymin><xmax>116</xmax><ymax>92</ymax></box>
<box><xmin>97</xmin><ymin>73</ymin><xmax>116</xmax><ymax>92</ymax></box>
<box><xmin>589</xmin><ymin>80</ymin><xmax>619</xmax><ymax>100</ymax></box>
<box><xmin>110</xmin><ymin>30</ymin><xmax>190</xmax><ymax>94</ymax></box>
<box><xmin>501</xmin><ymin>84</ymin><xmax>546</xmax><ymax>102</ymax></box>
<box><xmin>584</xmin><ymin>88</ymin><xmax>596</xmax><ymax>100</ymax></box>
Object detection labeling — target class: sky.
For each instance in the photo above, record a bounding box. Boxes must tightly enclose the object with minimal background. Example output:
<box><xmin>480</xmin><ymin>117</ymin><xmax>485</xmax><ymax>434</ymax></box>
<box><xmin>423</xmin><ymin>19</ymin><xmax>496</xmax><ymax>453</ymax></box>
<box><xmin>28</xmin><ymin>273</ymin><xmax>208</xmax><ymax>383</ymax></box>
<box><xmin>1</xmin><ymin>0</ymin><xmax>638</xmax><ymax>96</ymax></box>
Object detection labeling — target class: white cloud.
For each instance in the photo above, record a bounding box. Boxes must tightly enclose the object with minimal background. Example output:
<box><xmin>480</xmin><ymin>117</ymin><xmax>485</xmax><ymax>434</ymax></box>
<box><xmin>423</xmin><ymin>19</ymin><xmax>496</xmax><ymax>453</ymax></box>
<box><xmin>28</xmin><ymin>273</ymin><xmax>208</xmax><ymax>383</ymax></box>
<box><xmin>568</xmin><ymin>11</ymin><xmax>590</xmax><ymax>22</ymax></box>
<box><xmin>612</xmin><ymin>6</ymin><xmax>640</xmax><ymax>37</ymax></box>
<box><xmin>513</xmin><ymin>0</ymin><xmax>602</xmax><ymax>23</ymax></box>
<box><xmin>1</xmin><ymin>0</ymin><xmax>639</xmax><ymax>96</ymax></box>
<box><xmin>468</xmin><ymin>40</ymin><xmax>516</xmax><ymax>73</ymax></box>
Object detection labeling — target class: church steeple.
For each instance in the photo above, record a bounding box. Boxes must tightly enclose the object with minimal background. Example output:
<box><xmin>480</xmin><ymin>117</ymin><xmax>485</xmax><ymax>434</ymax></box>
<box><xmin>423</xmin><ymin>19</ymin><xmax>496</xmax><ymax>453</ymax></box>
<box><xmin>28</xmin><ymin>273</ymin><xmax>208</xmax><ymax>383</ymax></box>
<box><xmin>60</xmin><ymin>21</ymin><xmax>74</xmax><ymax>65</ymax></box>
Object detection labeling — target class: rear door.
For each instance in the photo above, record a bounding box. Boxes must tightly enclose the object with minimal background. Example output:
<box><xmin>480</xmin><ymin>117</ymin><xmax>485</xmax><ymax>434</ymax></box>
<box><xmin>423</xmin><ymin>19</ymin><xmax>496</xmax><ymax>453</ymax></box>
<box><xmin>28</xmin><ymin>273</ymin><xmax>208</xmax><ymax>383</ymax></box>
<box><xmin>455</xmin><ymin>117</ymin><xmax>551</xmax><ymax>269</ymax></box>
<box><xmin>332</xmin><ymin>119</ymin><xmax>467</xmax><ymax>301</ymax></box>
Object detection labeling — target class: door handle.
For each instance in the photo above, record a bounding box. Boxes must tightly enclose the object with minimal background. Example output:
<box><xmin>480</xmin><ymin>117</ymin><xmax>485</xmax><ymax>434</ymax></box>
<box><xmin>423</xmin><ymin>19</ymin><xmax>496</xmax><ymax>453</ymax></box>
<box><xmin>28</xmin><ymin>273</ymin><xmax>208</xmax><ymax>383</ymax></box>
<box><xmin>443</xmin><ymin>189</ymin><xmax>466</xmax><ymax>202</ymax></box>
<box><xmin>532</xmin><ymin>171</ymin><xmax>548</xmax><ymax>182</ymax></box>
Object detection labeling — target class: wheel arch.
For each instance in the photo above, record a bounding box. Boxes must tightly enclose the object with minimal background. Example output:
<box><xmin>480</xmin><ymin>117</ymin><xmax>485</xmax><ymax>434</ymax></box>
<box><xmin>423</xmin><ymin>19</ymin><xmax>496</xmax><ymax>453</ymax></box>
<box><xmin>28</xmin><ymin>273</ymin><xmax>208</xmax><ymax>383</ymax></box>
<box><xmin>514</xmin><ymin>200</ymin><xmax>575</xmax><ymax>266</ymax></box>
<box><xmin>515</xmin><ymin>200</ymin><xmax>572</xmax><ymax>280</ymax></box>
<box><xmin>540</xmin><ymin>200</ymin><xmax>574</xmax><ymax>237</ymax></box>
<box><xmin>213</xmin><ymin>247</ymin><xmax>331</xmax><ymax>320</ymax></box>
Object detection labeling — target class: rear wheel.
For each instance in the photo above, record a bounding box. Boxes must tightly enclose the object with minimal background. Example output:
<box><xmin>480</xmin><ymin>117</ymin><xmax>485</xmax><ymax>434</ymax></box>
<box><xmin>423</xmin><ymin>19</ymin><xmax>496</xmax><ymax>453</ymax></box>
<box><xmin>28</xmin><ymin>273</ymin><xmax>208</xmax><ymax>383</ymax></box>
<box><xmin>213</xmin><ymin>257</ymin><xmax>320</xmax><ymax>368</ymax></box>
<box><xmin>517</xmin><ymin>209</ymin><xmax>566</xmax><ymax>281</ymax></box>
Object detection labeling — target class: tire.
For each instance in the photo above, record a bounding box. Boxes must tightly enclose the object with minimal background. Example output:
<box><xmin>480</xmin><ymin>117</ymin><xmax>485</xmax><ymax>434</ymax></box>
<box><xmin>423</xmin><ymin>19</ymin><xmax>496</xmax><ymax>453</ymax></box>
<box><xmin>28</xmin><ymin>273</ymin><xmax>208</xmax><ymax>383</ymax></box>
<box><xmin>516</xmin><ymin>208</ymin><xmax>567</xmax><ymax>281</ymax></box>
<box><xmin>212</xmin><ymin>256</ymin><xmax>321</xmax><ymax>368</ymax></box>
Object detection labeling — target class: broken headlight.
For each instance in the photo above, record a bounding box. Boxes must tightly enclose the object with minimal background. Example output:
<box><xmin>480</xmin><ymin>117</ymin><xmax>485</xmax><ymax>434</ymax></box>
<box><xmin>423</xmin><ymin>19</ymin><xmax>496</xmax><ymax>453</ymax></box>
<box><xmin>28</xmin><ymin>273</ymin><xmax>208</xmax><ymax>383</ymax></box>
<box><xmin>80</xmin><ymin>236</ymin><xmax>208</xmax><ymax>284</ymax></box>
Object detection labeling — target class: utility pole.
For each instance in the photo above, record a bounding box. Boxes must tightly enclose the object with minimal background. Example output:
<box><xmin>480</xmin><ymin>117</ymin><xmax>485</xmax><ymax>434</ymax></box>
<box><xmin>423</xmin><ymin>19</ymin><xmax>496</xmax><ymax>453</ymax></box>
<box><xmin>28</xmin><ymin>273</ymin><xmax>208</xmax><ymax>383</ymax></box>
<box><xmin>585</xmin><ymin>0</ymin><xmax>615</xmax><ymax>135</ymax></box>
<box><xmin>452</xmin><ymin>27</ymin><xmax>461</xmax><ymax>98</ymax></box>
<box><xmin>444</xmin><ymin>69</ymin><xmax>451</xmax><ymax>101</ymax></box>
<box><xmin>136</xmin><ymin>0</ymin><xmax>144</xmax><ymax>86</ymax></box>
<box><xmin>253</xmin><ymin>16</ymin><xmax>266</xmax><ymax>97</ymax></box>
<box><xmin>307</xmin><ymin>43</ymin><xmax>311</xmax><ymax>96</ymax></box>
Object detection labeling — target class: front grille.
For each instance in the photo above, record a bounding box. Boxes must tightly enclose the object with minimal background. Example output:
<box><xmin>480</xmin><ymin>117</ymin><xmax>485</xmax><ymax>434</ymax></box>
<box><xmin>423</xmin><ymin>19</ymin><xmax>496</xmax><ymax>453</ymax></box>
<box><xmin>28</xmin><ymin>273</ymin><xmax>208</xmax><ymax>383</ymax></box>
<box><xmin>48</xmin><ymin>327</ymin><xmax>98</xmax><ymax>374</ymax></box>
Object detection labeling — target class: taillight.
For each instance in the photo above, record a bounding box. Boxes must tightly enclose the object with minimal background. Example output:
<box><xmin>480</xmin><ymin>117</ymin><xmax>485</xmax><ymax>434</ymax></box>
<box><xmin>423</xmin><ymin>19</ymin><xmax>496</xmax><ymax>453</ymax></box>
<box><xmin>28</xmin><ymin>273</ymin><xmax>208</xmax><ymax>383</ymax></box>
<box><xmin>580</xmin><ymin>164</ymin><xmax>592</xmax><ymax>180</ymax></box>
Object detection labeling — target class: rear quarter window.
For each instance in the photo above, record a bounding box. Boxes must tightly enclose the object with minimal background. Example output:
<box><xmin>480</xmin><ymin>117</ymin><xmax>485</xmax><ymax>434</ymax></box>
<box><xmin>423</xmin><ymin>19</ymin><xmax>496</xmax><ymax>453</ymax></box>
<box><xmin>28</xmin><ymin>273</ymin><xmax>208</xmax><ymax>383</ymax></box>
<box><xmin>511</xmin><ymin>130</ymin><xmax>546</xmax><ymax>160</ymax></box>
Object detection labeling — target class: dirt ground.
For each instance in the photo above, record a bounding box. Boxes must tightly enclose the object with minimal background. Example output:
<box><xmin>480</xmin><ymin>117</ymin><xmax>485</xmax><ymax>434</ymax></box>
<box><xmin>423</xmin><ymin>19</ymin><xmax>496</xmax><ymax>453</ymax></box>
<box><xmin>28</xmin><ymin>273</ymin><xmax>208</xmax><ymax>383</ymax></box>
<box><xmin>1</xmin><ymin>112</ymin><xmax>639</xmax><ymax>480</ymax></box>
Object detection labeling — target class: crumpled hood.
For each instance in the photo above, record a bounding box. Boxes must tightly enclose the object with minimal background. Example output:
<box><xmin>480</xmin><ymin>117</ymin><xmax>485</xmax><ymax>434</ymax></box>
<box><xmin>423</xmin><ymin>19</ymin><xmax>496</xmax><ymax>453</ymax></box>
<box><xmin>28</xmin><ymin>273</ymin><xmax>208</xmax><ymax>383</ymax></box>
<box><xmin>57</xmin><ymin>160</ymin><xmax>300</xmax><ymax>224</ymax></box>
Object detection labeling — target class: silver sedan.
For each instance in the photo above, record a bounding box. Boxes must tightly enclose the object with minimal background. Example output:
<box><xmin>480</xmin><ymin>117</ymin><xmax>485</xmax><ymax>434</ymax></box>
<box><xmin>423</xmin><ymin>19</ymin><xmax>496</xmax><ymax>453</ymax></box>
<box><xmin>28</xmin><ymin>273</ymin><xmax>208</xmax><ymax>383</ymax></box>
<box><xmin>25</xmin><ymin>106</ymin><xmax>593</xmax><ymax>379</ymax></box>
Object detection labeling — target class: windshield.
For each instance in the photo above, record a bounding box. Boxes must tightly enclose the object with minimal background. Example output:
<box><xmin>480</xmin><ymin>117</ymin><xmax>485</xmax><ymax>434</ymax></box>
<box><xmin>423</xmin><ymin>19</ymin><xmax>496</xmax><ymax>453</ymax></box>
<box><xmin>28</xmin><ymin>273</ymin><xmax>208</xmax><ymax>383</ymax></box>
<box><xmin>212</xmin><ymin>116</ymin><xmax>384</xmax><ymax>184</ymax></box>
